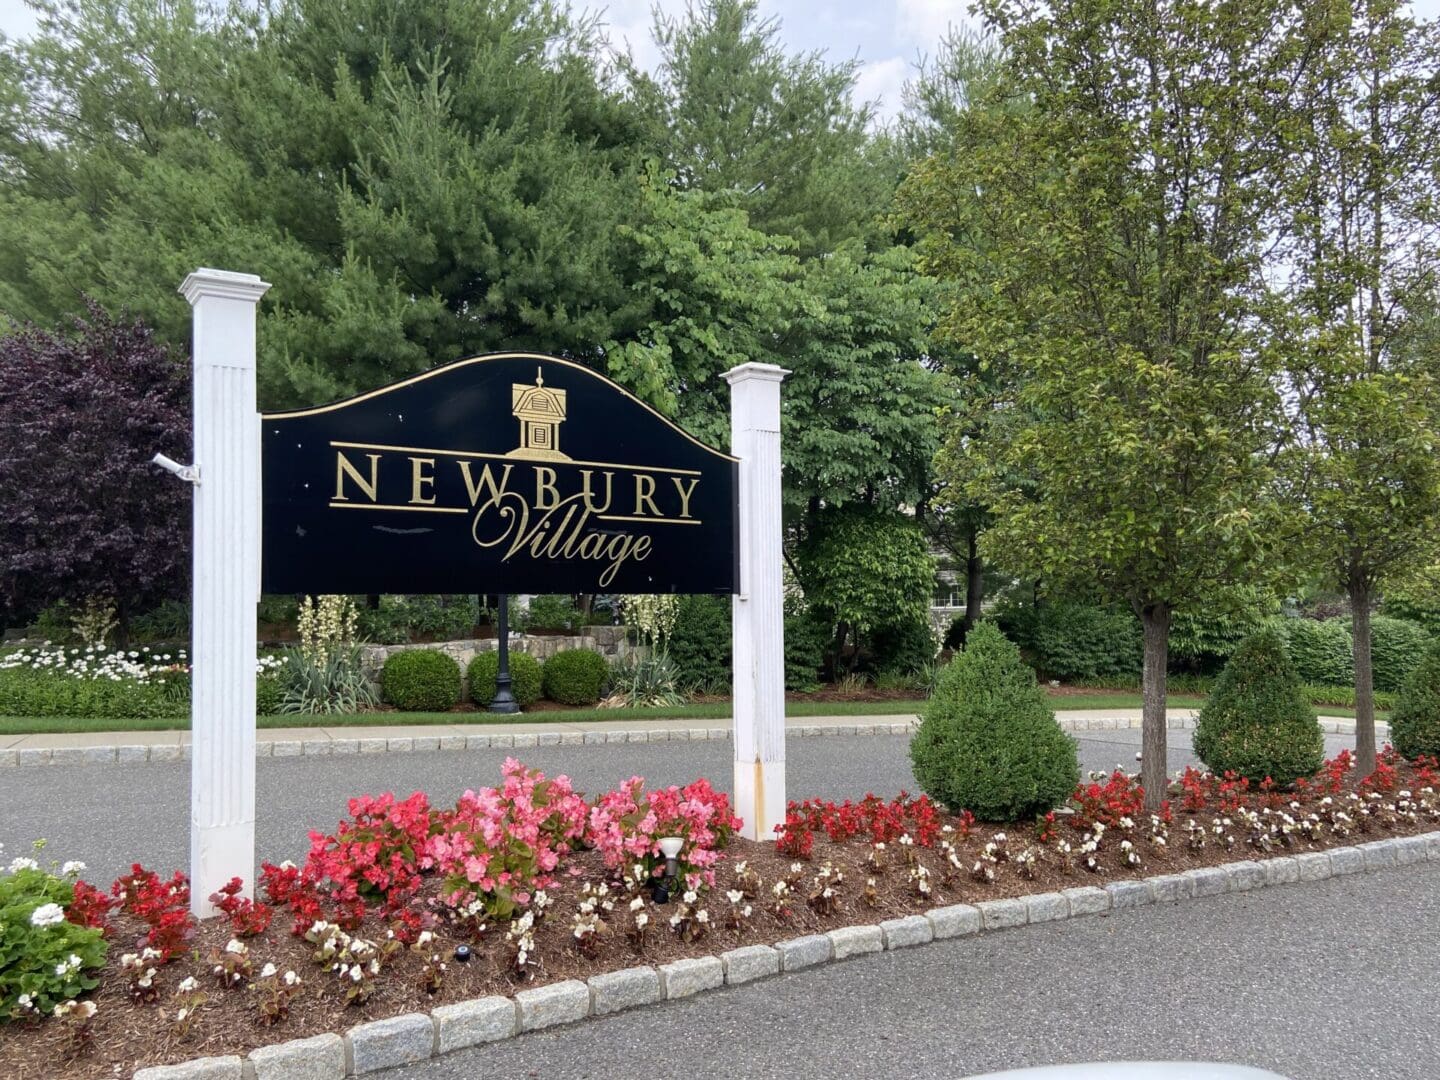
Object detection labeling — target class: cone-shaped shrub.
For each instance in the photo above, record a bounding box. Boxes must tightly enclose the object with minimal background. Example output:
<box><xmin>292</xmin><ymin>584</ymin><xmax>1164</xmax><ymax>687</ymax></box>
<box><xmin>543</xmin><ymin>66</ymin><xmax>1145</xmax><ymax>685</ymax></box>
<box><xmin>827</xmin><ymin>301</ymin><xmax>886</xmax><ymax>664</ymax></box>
<box><xmin>1390</xmin><ymin>640</ymin><xmax>1440</xmax><ymax>760</ymax></box>
<box><xmin>910</xmin><ymin>622</ymin><xmax>1079</xmax><ymax>821</ymax></box>
<box><xmin>1193</xmin><ymin>628</ymin><xmax>1323</xmax><ymax>785</ymax></box>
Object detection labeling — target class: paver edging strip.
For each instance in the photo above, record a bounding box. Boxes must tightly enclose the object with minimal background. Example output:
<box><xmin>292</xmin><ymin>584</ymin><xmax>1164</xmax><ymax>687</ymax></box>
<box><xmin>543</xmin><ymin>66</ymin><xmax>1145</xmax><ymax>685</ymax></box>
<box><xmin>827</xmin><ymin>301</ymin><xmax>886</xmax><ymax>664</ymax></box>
<box><xmin>13</xmin><ymin>714</ymin><xmax>1378</xmax><ymax>768</ymax></box>
<box><xmin>130</xmin><ymin>831</ymin><xmax>1440</xmax><ymax>1079</ymax></box>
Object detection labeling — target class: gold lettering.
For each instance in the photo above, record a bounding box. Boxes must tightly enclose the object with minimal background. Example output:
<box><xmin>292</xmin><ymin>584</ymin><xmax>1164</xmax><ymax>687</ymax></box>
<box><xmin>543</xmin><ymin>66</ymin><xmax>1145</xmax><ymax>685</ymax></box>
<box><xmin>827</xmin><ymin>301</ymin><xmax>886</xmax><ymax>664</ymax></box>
<box><xmin>334</xmin><ymin>452</ymin><xmax>381</xmax><ymax>502</ymax></box>
<box><xmin>457</xmin><ymin>461</ymin><xmax>513</xmax><ymax>507</ymax></box>
<box><xmin>580</xmin><ymin>469</ymin><xmax>614</xmax><ymax>513</ymax></box>
<box><xmin>409</xmin><ymin>457</ymin><xmax>436</xmax><ymax>505</ymax></box>
<box><xmin>535</xmin><ymin>467</ymin><xmax>560</xmax><ymax>510</ymax></box>
<box><xmin>670</xmin><ymin>476</ymin><xmax>700</xmax><ymax>519</ymax></box>
<box><xmin>633</xmin><ymin>474</ymin><xmax>661</xmax><ymax>517</ymax></box>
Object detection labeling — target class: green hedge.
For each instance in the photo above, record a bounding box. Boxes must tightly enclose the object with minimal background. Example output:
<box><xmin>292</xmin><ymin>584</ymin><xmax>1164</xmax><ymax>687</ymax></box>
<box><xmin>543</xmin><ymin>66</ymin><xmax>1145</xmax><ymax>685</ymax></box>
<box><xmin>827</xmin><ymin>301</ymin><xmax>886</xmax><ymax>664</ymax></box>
<box><xmin>869</xmin><ymin>615</ymin><xmax>937</xmax><ymax>675</ymax></box>
<box><xmin>910</xmin><ymin>622</ymin><xmax>1078</xmax><ymax>820</ymax></box>
<box><xmin>1028</xmin><ymin>602</ymin><xmax>1141</xmax><ymax>682</ymax></box>
<box><xmin>1364</xmin><ymin>615</ymin><xmax>1432</xmax><ymax>693</ymax></box>
<box><xmin>0</xmin><ymin>668</ymin><xmax>184</xmax><ymax>719</ymax></box>
<box><xmin>541</xmin><ymin>648</ymin><xmax>609</xmax><ymax>706</ymax></box>
<box><xmin>1193</xmin><ymin>629</ymin><xmax>1324</xmax><ymax>785</ymax></box>
<box><xmin>256</xmin><ymin>673</ymin><xmax>283</xmax><ymax>715</ymax></box>
<box><xmin>381</xmin><ymin>649</ymin><xmax>461</xmax><ymax>711</ymax></box>
<box><xmin>668</xmin><ymin>595</ymin><xmax>731</xmax><ymax>689</ymax></box>
<box><xmin>467</xmin><ymin>650</ymin><xmax>542</xmax><ymax>707</ymax></box>
<box><xmin>784</xmin><ymin>610</ymin><xmax>827</xmax><ymax>692</ymax></box>
<box><xmin>1272</xmin><ymin>618</ymin><xmax>1353</xmax><ymax>687</ymax></box>
<box><xmin>1391</xmin><ymin>640</ymin><xmax>1440</xmax><ymax>759</ymax></box>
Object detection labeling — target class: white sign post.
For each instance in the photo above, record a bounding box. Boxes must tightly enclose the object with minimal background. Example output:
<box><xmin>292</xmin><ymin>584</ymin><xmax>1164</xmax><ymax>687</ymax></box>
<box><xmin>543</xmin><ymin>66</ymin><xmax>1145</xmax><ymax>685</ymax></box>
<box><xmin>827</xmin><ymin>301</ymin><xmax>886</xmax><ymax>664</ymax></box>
<box><xmin>724</xmin><ymin>362</ymin><xmax>789</xmax><ymax>841</ymax></box>
<box><xmin>180</xmin><ymin>268</ymin><xmax>270</xmax><ymax>917</ymax></box>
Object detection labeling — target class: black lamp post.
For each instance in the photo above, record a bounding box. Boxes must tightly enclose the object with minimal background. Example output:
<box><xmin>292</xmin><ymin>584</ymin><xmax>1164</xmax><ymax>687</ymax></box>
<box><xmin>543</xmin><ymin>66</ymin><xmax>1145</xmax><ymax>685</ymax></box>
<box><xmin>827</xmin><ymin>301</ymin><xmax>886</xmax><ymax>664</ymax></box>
<box><xmin>489</xmin><ymin>592</ymin><xmax>520</xmax><ymax>714</ymax></box>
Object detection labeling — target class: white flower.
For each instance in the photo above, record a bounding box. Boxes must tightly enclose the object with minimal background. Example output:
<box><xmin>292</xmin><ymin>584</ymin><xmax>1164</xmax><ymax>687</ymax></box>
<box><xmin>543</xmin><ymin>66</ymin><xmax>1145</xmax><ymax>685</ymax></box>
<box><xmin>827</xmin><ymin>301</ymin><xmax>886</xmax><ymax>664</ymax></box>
<box><xmin>30</xmin><ymin>903</ymin><xmax>66</xmax><ymax>928</ymax></box>
<box><xmin>260</xmin><ymin>963</ymin><xmax>278</xmax><ymax>979</ymax></box>
<box><xmin>225</xmin><ymin>938</ymin><xmax>248</xmax><ymax>954</ymax></box>
<box><xmin>283</xmin><ymin>971</ymin><xmax>300</xmax><ymax>986</ymax></box>
<box><xmin>7</xmin><ymin>857</ymin><xmax>39</xmax><ymax>874</ymax></box>
<box><xmin>178</xmin><ymin>976</ymin><xmax>199</xmax><ymax>993</ymax></box>
<box><xmin>61</xmin><ymin>861</ymin><xmax>86</xmax><ymax>876</ymax></box>
<box><xmin>726</xmin><ymin>890</ymin><xmax>744</xmax><ymax>904</ymax></box>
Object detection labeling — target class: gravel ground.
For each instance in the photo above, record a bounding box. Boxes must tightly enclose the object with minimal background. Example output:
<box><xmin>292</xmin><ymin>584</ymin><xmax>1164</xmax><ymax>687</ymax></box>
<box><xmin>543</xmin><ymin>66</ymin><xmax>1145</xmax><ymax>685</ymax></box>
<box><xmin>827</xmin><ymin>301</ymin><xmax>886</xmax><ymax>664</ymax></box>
<box><xmin>0</xmin><ymin>727</ymin><xmax>1356</xmax><ymax>883</ymax></box>
<box><xmin>379</xmin><ymin>861</ymin><xmax>1440</xmax><ymax>1080</ymax></box>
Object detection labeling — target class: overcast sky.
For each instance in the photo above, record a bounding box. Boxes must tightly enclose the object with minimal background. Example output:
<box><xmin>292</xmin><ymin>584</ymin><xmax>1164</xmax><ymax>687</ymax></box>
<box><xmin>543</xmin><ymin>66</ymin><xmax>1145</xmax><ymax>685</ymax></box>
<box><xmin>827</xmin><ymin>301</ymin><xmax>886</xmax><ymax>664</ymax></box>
<box><xmin>2</xmin><ymin>0</ymin><xmax>1439</xmax><ymax>124</ymax></box>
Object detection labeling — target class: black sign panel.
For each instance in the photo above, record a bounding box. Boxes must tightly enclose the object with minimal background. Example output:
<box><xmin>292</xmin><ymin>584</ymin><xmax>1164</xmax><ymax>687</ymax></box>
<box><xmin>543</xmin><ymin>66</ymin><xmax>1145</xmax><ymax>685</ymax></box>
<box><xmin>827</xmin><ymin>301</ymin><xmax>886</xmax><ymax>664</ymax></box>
<box><xmin>261</xmin><ymin>353</ymin><xmax>737</xmax><ymax>594</ymax></box>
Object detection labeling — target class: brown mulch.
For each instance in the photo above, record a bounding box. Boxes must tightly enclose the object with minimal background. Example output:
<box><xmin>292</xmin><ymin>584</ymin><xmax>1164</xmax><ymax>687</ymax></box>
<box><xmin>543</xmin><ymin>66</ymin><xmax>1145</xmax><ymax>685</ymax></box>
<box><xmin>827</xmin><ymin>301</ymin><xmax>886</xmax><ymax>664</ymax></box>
<box><xmin>6</xmin><ymin>773</ymin><xmax>1437</xmax><ymax>1079</ymax></box>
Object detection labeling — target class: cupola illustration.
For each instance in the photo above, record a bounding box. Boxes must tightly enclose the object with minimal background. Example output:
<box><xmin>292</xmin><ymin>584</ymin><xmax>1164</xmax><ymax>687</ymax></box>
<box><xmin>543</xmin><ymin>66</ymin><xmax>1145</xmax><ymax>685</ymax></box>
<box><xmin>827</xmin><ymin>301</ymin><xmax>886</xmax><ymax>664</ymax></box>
<box><xmin>509</xmin><ymin>367</ymin><xmax>569</xmax><ymax>461</ymax></box>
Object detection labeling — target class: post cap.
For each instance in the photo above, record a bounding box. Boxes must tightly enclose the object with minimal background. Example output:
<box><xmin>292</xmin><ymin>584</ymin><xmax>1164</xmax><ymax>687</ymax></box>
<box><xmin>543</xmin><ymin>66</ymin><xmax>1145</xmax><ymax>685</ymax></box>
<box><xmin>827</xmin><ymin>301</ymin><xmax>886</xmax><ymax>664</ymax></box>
<box><xmin>179</xmin><ymin>268</ymin><xmax>272</xmax><ymax>306</ymax></box>
<box><xmin>722</xmin><ymin>362</ymin><xmax>791</xmax><ymax>385</ymax></box>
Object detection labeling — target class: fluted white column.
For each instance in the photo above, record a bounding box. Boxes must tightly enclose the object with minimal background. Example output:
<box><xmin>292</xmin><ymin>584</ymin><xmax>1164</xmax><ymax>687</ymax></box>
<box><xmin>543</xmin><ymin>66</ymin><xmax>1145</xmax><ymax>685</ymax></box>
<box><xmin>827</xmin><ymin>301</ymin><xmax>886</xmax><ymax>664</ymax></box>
<box><xmin>724</xmin><ymin>363</ymin><xmax>789</xmax><ymax>842</ymax></box>
<box><xmin>180</xmin><ymin>268</ymin><xmax>270</xmax><ymax>917</ymax></box>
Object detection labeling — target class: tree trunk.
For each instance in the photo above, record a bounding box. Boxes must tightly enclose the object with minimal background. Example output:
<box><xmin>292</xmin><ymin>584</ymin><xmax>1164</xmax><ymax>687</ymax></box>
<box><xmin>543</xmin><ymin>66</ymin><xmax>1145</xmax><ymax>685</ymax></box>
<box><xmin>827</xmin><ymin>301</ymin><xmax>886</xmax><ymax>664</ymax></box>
<box><xmin>1138</xmin><ymin>602</ymin><xmax>1171</xmax><ymax>812</ymax></box>
<box><xmin>1350</xmin><ymin>579</ymin><xmax>1376</xmax><ymax>777</ymax></box>
<box><xmin>962</xmin><ymin>530</ymin><xmax>984</xmax><ymax>638</ymax></box>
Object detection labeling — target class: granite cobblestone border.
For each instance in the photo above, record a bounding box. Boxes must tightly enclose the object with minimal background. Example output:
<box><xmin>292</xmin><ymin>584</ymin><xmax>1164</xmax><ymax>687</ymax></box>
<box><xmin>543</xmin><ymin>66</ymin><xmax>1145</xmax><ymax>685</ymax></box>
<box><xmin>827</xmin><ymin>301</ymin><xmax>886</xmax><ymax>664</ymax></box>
<box><xmin>0</xmin><ymin>715</ymin><xmax>1389</xmax><ymax>768</ymax></box>
<box><xmin>130</xmin><ymin>831</ymin><xmax>1439</xmax><ymax>1080</ymax></box>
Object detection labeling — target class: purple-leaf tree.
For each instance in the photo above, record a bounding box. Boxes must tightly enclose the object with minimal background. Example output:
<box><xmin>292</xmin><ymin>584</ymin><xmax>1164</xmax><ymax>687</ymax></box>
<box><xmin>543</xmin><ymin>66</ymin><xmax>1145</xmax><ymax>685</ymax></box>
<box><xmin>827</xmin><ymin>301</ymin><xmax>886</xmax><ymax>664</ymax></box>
<box><xmin>0</xmin><ymin>307</ymin><xmax>191</xmax><ymax>639</ymax></box>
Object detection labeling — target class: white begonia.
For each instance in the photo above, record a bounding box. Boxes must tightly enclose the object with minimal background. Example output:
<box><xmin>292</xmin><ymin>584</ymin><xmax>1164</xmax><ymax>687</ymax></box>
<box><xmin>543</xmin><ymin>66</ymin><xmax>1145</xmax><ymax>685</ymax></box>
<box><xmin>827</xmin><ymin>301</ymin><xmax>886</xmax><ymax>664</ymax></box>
<box><xmin>178</xmin><ymin>976</ymin><xmax>199</xmax><ymax>993</ymax></box>
<box><xmin>30</xmin><ymin>903</ymin><xmax>66</xmax><ymax>928</ymax></box>
<box><xmin>260</xmin><ymin>963</ymin><xmax>278</xmax><ymax>979</ymax></box>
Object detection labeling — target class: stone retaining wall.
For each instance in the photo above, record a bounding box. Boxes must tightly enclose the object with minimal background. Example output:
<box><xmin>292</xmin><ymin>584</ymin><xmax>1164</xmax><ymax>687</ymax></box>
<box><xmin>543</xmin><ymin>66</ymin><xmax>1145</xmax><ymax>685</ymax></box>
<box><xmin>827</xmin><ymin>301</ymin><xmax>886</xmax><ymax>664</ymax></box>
<box><xmin>359</xmin><ymin>627</ymin><xmax>643</xmax><ymax>697</ymax></box>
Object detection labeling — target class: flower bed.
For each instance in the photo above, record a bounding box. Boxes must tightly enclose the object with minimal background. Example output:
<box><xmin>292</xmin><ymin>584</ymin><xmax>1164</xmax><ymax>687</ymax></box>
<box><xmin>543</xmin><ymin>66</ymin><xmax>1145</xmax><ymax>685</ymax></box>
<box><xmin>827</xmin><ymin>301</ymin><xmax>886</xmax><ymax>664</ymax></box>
<box><xmin>3</xmin><ymin>750</ymin><xmax>1438</xmax><ymax>1077</ymax></box>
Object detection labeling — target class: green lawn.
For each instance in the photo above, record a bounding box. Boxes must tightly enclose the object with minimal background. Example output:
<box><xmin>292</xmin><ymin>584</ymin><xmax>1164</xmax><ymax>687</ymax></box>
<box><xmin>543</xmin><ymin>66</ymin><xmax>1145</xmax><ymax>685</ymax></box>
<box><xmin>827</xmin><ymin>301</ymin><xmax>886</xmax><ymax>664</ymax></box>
<box><xmin>0</xmin><ymin>689</ymin><xmax>1385</xmax><ymax>737</ymax></box>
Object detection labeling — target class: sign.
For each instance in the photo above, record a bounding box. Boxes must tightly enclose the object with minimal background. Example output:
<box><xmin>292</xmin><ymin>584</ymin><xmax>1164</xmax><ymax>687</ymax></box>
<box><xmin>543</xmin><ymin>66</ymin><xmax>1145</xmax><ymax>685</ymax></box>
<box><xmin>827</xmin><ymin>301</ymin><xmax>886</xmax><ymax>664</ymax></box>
<box><xmin>261</xmin><ymin>353</ymin><xmax>737</xmax><ymax>594</ymax></box>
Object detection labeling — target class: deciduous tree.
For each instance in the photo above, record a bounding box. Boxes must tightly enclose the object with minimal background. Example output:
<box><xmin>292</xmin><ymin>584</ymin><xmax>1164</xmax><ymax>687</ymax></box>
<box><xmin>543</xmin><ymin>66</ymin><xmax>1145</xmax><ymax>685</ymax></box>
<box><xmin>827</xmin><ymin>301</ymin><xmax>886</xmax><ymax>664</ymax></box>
<box><xmin>897</xmin><ymin>0</ymin><xmax>1329</xmax><ymax>807</ymax></box>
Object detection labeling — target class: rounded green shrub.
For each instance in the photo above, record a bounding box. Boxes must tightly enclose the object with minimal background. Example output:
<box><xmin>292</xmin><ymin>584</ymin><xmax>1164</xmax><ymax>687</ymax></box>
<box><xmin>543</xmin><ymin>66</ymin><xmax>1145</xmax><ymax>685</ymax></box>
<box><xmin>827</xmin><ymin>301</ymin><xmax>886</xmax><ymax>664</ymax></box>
<box><xmin>381</xmin><ymin>649</ymin><xmax>461</xmax><ymax>711</ymax></box>
<box><xmin>668</xmin><ymin>595</ymin><xmax>732</xmax><ymax>688</ymax></box>
<box><xmin>909</xmin><ymin>622</ymin><xmax>1079</xmax><ymax>821</ymax></box>
<box><xmin>1365</xmin><ymin>615</ymin><xmax>1432</xmax><ymax>692</ymax></box>
<box><xmin>467</xmin><ymin>650</ymin><xmax>542</xmax><ymax>707</ymax></box>
<box><xmin>1193</xmin><ymin>628</ymin><xmax>1324</xmax><ymax>785</ymax></box>
<box><xmin>542</xmin><ymin>648</ymin><xmax>609</xmax><ymax>706</ymax></box>
<box><xmin>1390</xmin><ymin>640</ymin><xmax>1440</xmax><ymax>760</ymax></box>
<box><xmin>1273</xmin><ymin>617</ymin><xmax>1353</xmax><ymax>687</ymax></box>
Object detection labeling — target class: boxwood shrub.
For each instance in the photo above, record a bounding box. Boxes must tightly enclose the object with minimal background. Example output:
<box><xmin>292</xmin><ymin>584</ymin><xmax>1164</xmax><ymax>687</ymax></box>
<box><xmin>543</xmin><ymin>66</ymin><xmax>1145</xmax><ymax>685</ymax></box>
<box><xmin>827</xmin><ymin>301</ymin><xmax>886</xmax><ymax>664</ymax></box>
<box><xmin>256</xmin><ymin>673</ymin><xmax>283</xmax><ymax>715</ymax></box>
<box><xmin>910</xmin><ymin>622</ymin><xmax>1078</xmax><ymax>820</ymax></box>
<box><xmin>1193</xmin><ymin>628</ymin><xmax>1324</xmax><ymax>785</ymax></box>
<box><xmin>542</xmin><ymin>648</ymin><xmax>609</xmax><ymax>706</ymax></box>
<box><xmin>381</xmin><ymin>649</ymin><xmax>461</xmax><ymax>711</ymax></box>
<box><xmin>1390</xmin><ymin>640</ymin><xmax>1440</xmax><ymax>760</ymax></box>
<box><xmin>467</xmin><ymin>650</ymin><xmax>542</xmax><ymax>707</ymax></box>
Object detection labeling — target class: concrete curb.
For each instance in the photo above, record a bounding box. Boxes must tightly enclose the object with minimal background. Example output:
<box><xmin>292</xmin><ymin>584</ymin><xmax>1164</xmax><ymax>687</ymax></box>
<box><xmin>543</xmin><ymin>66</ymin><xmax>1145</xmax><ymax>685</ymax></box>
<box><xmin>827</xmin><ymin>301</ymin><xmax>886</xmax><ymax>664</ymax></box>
<box><xmin>2</xmin><ymin>714</ymin><xmax>1383</xmax><ymax>768</ymax></box>
<box><xmin>131</xmin><ymin>831</ymin><xmax>1438</xmax><ymax>1079</ymax></box>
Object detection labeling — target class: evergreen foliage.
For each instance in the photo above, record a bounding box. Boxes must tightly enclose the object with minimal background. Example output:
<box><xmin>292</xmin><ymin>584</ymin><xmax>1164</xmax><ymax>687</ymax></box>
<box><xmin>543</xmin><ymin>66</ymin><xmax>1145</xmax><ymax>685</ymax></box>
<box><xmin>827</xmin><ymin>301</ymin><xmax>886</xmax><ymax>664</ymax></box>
<box><xmin>667</xmin><ymin>596</ymin><xmax>732</xmax><ymax>689</ymax></box>
<box><xmin>909</xmin><ymin>623</ymin><xmax>1078</xmax><ymax>820</ymax></box>
<box><xmin>1193</xmin><ymin>629</ymin><xmax>1324</xmax><ymax>785</ymax></box>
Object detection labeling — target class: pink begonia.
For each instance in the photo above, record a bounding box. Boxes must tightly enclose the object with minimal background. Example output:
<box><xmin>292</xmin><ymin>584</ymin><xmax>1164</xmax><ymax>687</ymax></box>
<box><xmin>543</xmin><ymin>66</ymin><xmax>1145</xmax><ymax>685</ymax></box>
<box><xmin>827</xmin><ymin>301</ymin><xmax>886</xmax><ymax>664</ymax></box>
<box><xmin>586</xmin><ymin>776</ymin><xmax>742</xmax><ymax>891</ymax></box>
<box><xmin>427</xmin><ymin>759</ymin><xmax>588</xmax><ymax>921</ymax></box>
